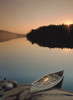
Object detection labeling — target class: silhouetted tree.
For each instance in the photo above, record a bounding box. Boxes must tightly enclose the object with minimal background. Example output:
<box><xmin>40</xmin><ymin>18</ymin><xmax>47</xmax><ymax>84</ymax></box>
<box><xmin>27</xmin><ymin>24</ymin><xmax>73</xmax><ymax>49</ymax></box>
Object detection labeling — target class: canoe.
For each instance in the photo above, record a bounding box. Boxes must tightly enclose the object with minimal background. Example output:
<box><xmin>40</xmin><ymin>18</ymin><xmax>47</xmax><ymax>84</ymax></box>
<box><xmin>30</xmin><ymin>70</ymin><xmax>64</xmax><ymax>93</ymax></box>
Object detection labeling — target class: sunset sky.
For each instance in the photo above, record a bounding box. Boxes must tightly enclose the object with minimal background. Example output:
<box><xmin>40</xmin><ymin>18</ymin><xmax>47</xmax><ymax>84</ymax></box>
<box><xmin>0</xmin><ymin>0</ymin><xmax>73</xmax><ymax>34</ymax></box>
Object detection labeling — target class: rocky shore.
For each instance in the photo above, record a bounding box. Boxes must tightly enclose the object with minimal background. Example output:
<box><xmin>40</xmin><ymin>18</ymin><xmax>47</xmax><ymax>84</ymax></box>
<box><xmin>0</xmin><ymin>83</ymin><xmax>73</xmax><ymax>100</ymax></box>
<box><xmin>0</xmin><ymin>84</ymin><xmax>31</xmax><ymax>100</ymax></box>
<box><xmin>0</xmin><ymin>77</ymin><xmax>73</xmax><ymax>100</ymax></box>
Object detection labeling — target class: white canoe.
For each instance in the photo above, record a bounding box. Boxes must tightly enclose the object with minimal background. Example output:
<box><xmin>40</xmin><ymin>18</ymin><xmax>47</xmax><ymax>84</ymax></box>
<box><xmin>30</xmin><ymin>70</ymin><xmax>64</xmax><ymax>93</ymax></box>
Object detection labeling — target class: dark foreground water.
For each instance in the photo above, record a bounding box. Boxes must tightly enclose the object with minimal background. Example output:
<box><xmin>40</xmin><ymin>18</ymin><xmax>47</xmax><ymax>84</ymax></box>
<box><xmin>0</xmin><ymin>38</ymin><xmax>73</xmax><ymax>92</ymax></box>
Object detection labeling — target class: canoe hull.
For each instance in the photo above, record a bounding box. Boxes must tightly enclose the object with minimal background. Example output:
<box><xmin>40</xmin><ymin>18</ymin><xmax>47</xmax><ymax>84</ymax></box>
<box><xmin>30</xmin><ymin>71</ymin><xmax>64</xmax><ymax>93</ymax></box>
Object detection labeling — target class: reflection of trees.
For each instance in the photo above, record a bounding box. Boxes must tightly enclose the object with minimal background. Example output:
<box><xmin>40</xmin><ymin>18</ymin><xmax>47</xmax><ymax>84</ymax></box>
<box><xmin>27</xmin><ymin>24</ymin><xmax>73</xmax><ymax>48</ymax></box>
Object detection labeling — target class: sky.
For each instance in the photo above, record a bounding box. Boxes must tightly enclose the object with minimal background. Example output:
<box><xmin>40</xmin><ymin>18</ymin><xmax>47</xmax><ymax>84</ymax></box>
<box><xmin>0</xmin><ymin>0</ymin><xmax>73</xmax><ymax>34</ymax></box>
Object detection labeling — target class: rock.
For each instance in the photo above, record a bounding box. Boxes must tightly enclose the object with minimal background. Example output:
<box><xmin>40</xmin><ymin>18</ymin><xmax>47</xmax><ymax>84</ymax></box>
<box><xmin>30</xmin><ymin>89</ymin><xmax>73</xmax><ymax>100</ymax></box>
<box><xmin>11</xmin><ymin>81</ymin><xmax>18</xmax><ymax>88</ymax></box>
<box><xmin>0</xmin><ymin>83</ymin><xmax>2</xmax><ymax>90</ymax></box>
<box><xmin>5</xmin><ymin>96</ymin><xmax>16</xmax><ymax>100</ymax></box>
<box><xmin>0</xmin><ymin>84</ymin><xmax>73</xmax><ymax>100</ymax></box>
<box><xmin>0</xmin><ymin>86</ymin><xmax>2</xmax><ymax>90</ymax></box>
<box><xmin>19</xmin><ymin>89</ymin><xmax>31</xmax><ymax>100</ymax></box>
<box><xmin>0</xmin><ymin>90</ymin><xmax>5</xmax><ymax>97</ymax></box>
<box><xmin>4</xmin><ymin>84</ymin><xmax>31</xmax><ymax>100</ymax></box>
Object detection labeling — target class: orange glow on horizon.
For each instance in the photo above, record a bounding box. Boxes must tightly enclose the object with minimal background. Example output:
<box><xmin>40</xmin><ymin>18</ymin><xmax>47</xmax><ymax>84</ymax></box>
<box><xmin>62</xmin><ymin>48</ymin><xmax>72</xmax><ymax>53</ymax></box>
<box><xmin>65</xmin><ymin>21</ymin><xmax>72</xmax><ymax>26</ymax></box>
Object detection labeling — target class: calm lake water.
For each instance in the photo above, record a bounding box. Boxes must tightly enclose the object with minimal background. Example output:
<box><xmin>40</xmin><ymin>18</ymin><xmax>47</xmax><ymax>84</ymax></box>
<box><xmin>0</xmin><ymin>38</ymin><xmax>73</xmax><ymax>92</ymax></box>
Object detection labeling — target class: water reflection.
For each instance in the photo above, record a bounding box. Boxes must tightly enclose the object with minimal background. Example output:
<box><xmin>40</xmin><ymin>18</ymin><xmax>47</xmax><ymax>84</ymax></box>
<box><xmin>0</xmin><ymin>30</ymin><xmax>25</xmax><ymax>42</ymax></box>
<box><xmin>0</xmin><ymin>38</ymin><xmax>73</xmax><ymax>92</ymax></box>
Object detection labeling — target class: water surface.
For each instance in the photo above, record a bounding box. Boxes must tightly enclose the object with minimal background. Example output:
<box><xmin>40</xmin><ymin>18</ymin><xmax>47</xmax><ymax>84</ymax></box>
<box><xmin>0</xmin><ymin>38</ymin><xmax>73</xmax><ymax>92</ymax></box>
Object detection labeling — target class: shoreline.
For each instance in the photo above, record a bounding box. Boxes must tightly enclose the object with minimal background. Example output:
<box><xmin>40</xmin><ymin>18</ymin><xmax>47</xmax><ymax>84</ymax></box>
<box><xmin>0</xmin><ymin>84</ymin><xmax>73</xmax><ymax>100</ymax></box>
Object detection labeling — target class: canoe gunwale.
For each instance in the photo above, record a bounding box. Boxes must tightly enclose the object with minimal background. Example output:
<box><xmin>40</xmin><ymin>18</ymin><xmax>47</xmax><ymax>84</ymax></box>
<box><xmin>32</xmin><ymin>70</ymin><xmax>64</xmax><ymax>86</ymax></box>
<box><xmin>31</xmin><ymin>76</ymin><xmax>63</xmax><ymax>87</ymax></box>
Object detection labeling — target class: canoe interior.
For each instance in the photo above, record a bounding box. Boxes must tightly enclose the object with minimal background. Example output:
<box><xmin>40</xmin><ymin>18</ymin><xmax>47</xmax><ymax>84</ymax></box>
<box><xmin>55</xmin><ymin>70</ymin><xmax>64</xmax><ymax>77</ymax></box>
<box><xmin>33</xmin><ymin>71</ymin><xmax>64</xmax><ymax>86</ymax></box>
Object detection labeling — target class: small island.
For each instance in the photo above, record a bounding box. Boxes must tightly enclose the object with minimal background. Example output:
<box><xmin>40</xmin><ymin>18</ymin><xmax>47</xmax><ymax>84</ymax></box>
<box><xmin>27</xmin><ymin>24</ymin><xmax>73</xmax><ymax>49</ymax></box>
